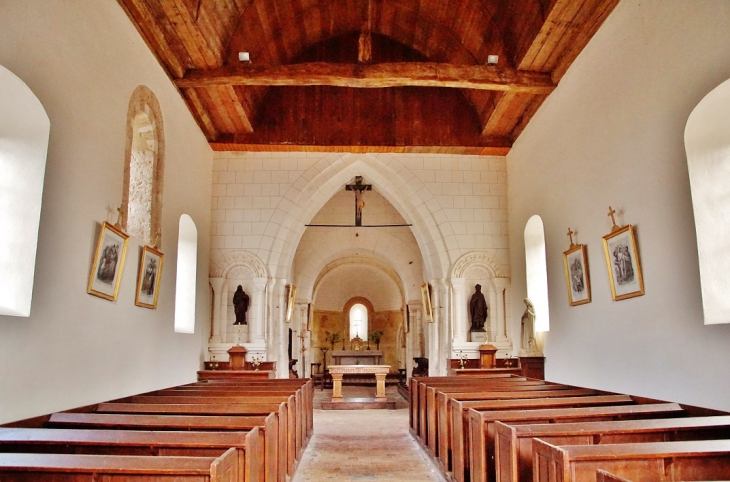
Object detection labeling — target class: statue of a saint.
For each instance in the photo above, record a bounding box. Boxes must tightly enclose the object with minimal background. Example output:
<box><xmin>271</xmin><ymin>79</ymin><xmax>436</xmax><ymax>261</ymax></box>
<box><xmin>232</xmin><ymin>285</ymin><xmax>250</xmax><ymax>325</ymax></box>
<box><xmin>469</xmin><ymin>284</ymin><xmax>488</xmax><ymax>331</ymax></box>
<box><xmin>520</xmin><ymin>298</ymin><xmax>537</xmax><ymax>353</ymax></box>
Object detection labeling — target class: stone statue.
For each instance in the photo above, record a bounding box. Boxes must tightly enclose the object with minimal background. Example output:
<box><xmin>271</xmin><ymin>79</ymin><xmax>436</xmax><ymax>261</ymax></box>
<box><xmin>469</xmin><ymin>284</ymin><xmax>488</xmax><ymax>331</ymax></box>
<box><xmin>521</xmin><ymin>298</ymin><xmax>537</xmax><ymax>353</ymax></box>
<box><xmin>232</xmin><ymin>285</ymin><xmax>250</xmax><ymax>325</ymax></box>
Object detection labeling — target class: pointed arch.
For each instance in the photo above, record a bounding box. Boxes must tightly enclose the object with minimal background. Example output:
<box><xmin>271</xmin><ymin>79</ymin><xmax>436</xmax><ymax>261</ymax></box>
<box><xmin>267</xmin><ymin>153</ymin><xmax>454</xmax><ymax>281</ymax></box>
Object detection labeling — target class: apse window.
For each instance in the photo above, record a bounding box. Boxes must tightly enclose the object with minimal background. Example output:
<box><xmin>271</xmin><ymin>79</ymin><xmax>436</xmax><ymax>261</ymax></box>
<box><xmin>349</xmin><ymin>303</ymin><xmax>368</xmax><ymax>340</ymax></box>
<box><xmin>174</xmin><ymin>214</ymin><xmax>197</xmax><ymax>334</ymax></box>
<box><xmin>524</xmin><ymin>215</ymin><xmax>550</xmax><ymax>331</ymax></box>
<box><xmin>0</xmin><ymin>65</ymin><xmax>50</xmax><ymax>317</ymax></box>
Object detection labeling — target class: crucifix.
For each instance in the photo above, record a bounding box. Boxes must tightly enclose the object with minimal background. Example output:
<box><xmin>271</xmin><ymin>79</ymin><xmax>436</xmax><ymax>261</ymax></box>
<box><xmin>607</xmin><ymin>206</ymin><xmax>620</xmax><ymax>232</ymax></box>
<box><xmin>115</xmin><ymin>205</ymin><xmax>125</xmax><ymax>228</ymax></box>
<box><xmin>345</xmin><ymin>176</ymin><xmax>372</xmax><ymax>226</ymax></box>
<box><xmin>567</xmin><ymin>227</ymin><xmax>576</xmax><ymax>248</ymax></box>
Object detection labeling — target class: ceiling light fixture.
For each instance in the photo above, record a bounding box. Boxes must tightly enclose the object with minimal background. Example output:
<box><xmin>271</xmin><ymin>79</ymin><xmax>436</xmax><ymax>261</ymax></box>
<box><xmin>487</xmin><ymin>55</ymin><xmax>499</xmax><ymax>65</ymax></box>
<box><xmin>238</xmin><ymin>52</ymin><xmax>250</xmax><ymax>62</ymax></box>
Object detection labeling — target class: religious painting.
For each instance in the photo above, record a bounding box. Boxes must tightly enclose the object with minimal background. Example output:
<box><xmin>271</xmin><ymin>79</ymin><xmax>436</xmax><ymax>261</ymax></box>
<box><xmin>563</xmin><ymin>244</ymin><xmax>591</xmax><ymax>306</ymax></box>
<box><xmin>88</xmin><ymin>221</ymin><xmax>129</xmax><ymax>301</ymax></box>
<box><xmin>602</xmin><ymin>225</ymin><xmax>644</xmax><ymax>301</ymax></box>
<box><xmin>286</xmin><ymin>285</ymin><xmax>297</xmax><ymax>323</ymax></box>
<box><xmin>134</xmin><ymin>245</ymin><xmax>163</xmax><ymax>309</ymax></box>
<box><xmin>421</xmin><ymin>283</ymin><xmax>433</xmax><ymax>323</ymax></box>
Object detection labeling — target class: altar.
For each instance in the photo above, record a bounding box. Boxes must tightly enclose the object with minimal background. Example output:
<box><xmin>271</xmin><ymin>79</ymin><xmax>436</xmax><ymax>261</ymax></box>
<box><xmin>327</xmin><ymin>365</ymin><xmax>391</xmax><ymax>406</ymax></box>
<box><xmin>331</xmin><ymin>350</ymin><xmax>383</xmax><ymax>365</ymax></box>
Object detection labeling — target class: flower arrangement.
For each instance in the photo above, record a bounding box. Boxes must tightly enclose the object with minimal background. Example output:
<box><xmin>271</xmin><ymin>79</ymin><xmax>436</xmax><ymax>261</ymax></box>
<box><xmin>325</xmin><ymin>331</ymin><xmax>341</xmax><ymax>350</ymax></box>
<box><xmin>368</xmin><ymin>330</ymin><xmax>385</xmax><ymax>350</ymax></box>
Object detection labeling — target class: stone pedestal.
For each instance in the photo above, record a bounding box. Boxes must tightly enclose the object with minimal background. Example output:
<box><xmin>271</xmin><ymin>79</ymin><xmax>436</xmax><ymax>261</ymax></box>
<box><xmin>478</xmin><ymin>344</ymin><xmax>498</xmax><ymax>369</ymax></box>
<box><xmin>470</xmin><ymin>330</ymin><xmax>487</xmax><ymax>343</ymax></box>
<box><xmin>227</xmin><ymin>345</ymin><xmax>248</xmax><ymax>370</ymax></box>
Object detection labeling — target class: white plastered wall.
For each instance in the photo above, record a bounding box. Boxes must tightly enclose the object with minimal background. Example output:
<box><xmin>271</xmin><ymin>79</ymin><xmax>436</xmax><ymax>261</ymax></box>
<box><xmin>0</xmin><ymin>1</ymin><xmax>212</xmax><ymax>424</ymax></box>
<box><xmin>507</xmin><ymin>0</ymin><xmax>730</xmax><ymax>411</ymax></box>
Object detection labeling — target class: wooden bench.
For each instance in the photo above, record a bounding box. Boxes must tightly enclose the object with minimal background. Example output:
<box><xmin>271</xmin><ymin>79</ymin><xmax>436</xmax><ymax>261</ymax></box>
<box><xmin>447</xmin><ymin>389</ymin><xmax>601</xmax><ymax>482</ymax></box>
<box><xmin>596</xmin><ymin>469</ymin><xmax>635</xmax><ymax>482</ymax></box>
<box><xmin>0</xmin><ymin>427</ymin><xmax>262</xmax><ymax>482</ymax></box>
<box><xmin>533</xmin><ymin>439</ymin><xmax>730</xmax><ymax>482</ymax></box>
<box><xmin>495</xmin><ymin>415</ymin><xmax>730</xmax><ymax>482</ymax></box>
<box><xmin>0</xmin><ymin>447</ymin><xmax>238</xmax><ymax>481</ymax></box>
<box><xmin>46</xmin><ymin>412</ymin><xmax>281</xmax><ymax>482</ymax></box>
<box><xmin>468</xmin><ymin>403</ymin><xmax>685</xmax><ymax>482</ymax></box>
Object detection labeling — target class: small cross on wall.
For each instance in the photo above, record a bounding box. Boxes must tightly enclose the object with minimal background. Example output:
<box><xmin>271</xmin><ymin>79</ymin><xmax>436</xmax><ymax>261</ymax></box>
<box><xmin>567</xmin><ymin>227</ymin><xmax>576</xmax><ymax>248</ymax></box>
<box><xmin>607</xmin><ymin>206</ymin><xmax>620</xmax><ymax>232</ymax></box>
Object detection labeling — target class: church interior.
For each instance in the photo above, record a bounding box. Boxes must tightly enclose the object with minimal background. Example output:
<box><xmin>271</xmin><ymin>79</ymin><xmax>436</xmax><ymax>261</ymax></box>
<box><xmin>3</xmin><ymin>0</ymin><xmax>730</xmax><ymax>479</ymax></box>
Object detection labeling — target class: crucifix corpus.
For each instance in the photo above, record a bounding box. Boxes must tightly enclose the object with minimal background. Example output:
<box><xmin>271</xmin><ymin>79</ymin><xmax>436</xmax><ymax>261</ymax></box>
<box><xmin>345</xmin><ymin>176</ymin><xmax>372</xmax><ymax>227</ymax></box>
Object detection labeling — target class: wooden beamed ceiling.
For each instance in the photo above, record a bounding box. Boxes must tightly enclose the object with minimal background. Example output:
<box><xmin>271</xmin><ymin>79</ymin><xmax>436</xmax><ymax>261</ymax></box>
<box><xmin>118</xmin><ymin>0</ymin><xmax>620</xmax><ymax>155</ymax></box>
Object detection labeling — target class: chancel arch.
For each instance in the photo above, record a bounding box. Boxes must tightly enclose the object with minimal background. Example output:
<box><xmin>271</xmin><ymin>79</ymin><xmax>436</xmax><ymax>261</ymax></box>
<box><xmin>685</xmin><ymin>76</ymin><xmax>730</xmax><ymax>325</ymax></box>
<box><xmin>122</xmin><ymin>85</ymin><xmax>164</xmax><ymax>244</ymax></box>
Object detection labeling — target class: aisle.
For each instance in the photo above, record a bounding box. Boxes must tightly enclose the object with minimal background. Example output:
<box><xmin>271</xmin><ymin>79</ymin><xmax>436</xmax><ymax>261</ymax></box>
<box><xmin>292</xmin><ymin>388</ymin><xmax>446</xmax><ymax>481</ymax></box>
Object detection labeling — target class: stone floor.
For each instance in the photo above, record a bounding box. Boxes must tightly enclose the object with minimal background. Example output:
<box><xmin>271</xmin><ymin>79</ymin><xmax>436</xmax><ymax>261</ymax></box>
<box><xmin>292</xmin><ymin>387</ymin><xmax>446</xmax><ymax>482</ymax></box>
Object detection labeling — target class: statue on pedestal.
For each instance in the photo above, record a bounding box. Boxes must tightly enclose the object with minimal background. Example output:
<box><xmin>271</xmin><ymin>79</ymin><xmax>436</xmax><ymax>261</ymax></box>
<box><xmin>520</xmin><ymin>298</ymin><xmax>538</xmax><ymax>354</ymax></box>
<box><xmin>232</xmin><ymin>285</ymin><xmax>250</xmax><ymax>325</ymax></box>
<box><xmin>469</xmin><ymin>284</ymin><xmax>488</xmax><ymax>331</ymax></box>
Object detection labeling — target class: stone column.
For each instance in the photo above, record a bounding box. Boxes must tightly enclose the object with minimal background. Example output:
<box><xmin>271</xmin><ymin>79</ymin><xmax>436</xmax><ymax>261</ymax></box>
<box><xmin>209</xmin><ymin>278</ymin><xmax>224</xmax><ymax>343</ymax></box>
<box><xmin>429</xmin><ymin>280</ymin><xmax>441</xmax><ymax>376</ymax></box>
<box><xmin>438</xmin><ymin>278</ymin><xmax>451</xmax><ymax>376</ymax></box>
<box><xmin>451</xmin><ymin>278</ymin><xmax>468</xmax><ymax>343</ymax></box>
<box><xmin>251</xmin><ymin>277</ymin><xmax>267</xmax><ymax>344</ymax></box>
<box><xmin>220</xmin><ymin>281</ymin><xmax>230</xmax><ymax>343</ymax></box>
<box><xmin>492</xmin><ymin>277</ymin><xmax>510</xmax><ymax>342</ymax></box>
<box><xmin>277</xmin><ymin>279</ymin><xmax>288</xmax><ymax>379</ymax></box>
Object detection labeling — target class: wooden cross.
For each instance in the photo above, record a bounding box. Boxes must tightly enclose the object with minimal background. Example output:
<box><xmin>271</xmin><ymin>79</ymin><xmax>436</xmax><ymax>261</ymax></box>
<box><xmin>115</xmin><ymin>205</ymin><xmax>125</xmax><ymax>228</ymax></box>
<box><xmin>607</xmin><ymin>206</ymin><xmax>620</xmax><ymax>232</ymax></box>
<box><xmin>345</xmin><ymin>176</ymin><xmax>372</xmax><ymax>226</ymax></box>
<box><xmin>567</xmin><ymin>228</ymin><xmax>575</xmax><ymax>248</ymax></box>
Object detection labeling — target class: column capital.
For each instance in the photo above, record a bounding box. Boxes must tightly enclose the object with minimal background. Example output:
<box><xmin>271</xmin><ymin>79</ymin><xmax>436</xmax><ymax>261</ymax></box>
<box><xmin>451</xmin><ymin>277</ymin><xmax>468</xmax><ymax>292</ymax></box>
<box><xmin>253</xmin><ymin>277</ymin><xmax>268</xmax><ymax>291</ymax></box>
<box><xmin>209</xmin><ymin>277</ymin><xmax>225</xmax><ymax>291</ymax></box>
<box><xmin>491</xmin><ymin>277</ymin><xmax>510</xmax><ymax>291</ymax></box>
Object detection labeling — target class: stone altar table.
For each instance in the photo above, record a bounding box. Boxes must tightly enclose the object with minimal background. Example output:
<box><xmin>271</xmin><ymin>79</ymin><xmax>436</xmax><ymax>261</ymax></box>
<box><xmin>328</xmin><ymin>365</ymin><xmax>390</xmax><ymax>403</ymax></box>
<box><xmin>331</xmin><ymin>350</ymin><xmax>383</xmax><ymax>365</ymax></box>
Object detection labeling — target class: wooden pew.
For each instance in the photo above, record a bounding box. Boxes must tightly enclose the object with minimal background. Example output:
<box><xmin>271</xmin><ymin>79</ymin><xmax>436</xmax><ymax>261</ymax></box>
<box><xmin>0</xmin><ymin>447</ymin><xmax>238</xmax><ymax>481</ymax></box>
<box><xmin>495</xmin><ymin>415</ymin><xmax>730</xmax><ymax>482</ymax></box>
<box><xmin>468</xmin><ymin>403</ymin><xmax>685</xmax><ymax>482</ymax></box>
<box><xmin>0</xmin><ymin>427</ymin><xmax>262</xmax><ymax>482</ymax></box>
<box><xmin>447</xmin><ymin>389</ymin><xmax>601</xmax><ymax>481</ymax></box>
<box><xmin>596</xmin><ymin>470</ymin><xmax>634</xmax><ymax>482</ymax></box>
<box><xmin>46</xmin><ymin>412</ymin><xmax>281</xmax><ymax>482</ymax></box>
<box><xmin>533</xmin><ymin>439</ymin><xmax>730</xmax><ymax>482</ymax></box>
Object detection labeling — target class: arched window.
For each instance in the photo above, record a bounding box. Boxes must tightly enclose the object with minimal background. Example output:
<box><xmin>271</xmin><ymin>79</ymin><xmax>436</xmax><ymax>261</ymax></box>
<box><xmin>123</xmin><ymin>86</ymin><xmax>164</xmax><ymax>244</ymax></box>
<box><xmin>174</xmin><ymin>214</ymin><xmax>197</xmax><ymax>334</ymax></box>
<box><xmin>0</xmin><ymin>65</ymin><xmax>50</xmax><ymax>317</ymax></box>
<box><xmin>524</xmin><ymin>215</ymin><xmax>550</xmax><ymax>332</ymax></box>
<box><xmin>686</xmin><ymin>77</ymin><xmax>730</xmax><ymax>324</ymax></box>
<box><xmin>349</xmin><ymin>303</ymin><xmax>368</xmax><ymax>339</ymax></box>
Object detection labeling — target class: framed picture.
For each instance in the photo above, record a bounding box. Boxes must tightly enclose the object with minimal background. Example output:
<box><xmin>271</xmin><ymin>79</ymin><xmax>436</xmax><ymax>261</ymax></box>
<box><xmin>88</xmin><ymin>221</ymin><xmax>129</xmax><ymax>301</ymax></box>
<box><xmin>135</xmin><ymin>245</ymin><xmax>164</xmax><ymax>309</ymax></box>
<box><xmin>563</xmin><ymin>244</ymin><xmax>591</xmax><ymax>306</ymax></box>
<box><xmin>421</xmin><ymin>283</ymin><xmax>433</xmax><ymax>323</ymax></box>
<box><xmin>286</xmin><ymin>285</ymin><xmax>297</xmax><ymax>323</ymax></box>
<box><xmin>602</xmin><ymin>224</ymin><xmax>645</xmax><ymax>301</ymax></box>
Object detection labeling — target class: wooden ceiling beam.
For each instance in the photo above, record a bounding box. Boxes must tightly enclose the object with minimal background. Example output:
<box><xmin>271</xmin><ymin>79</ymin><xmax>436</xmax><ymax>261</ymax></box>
<box><xmin>174</xmin><ymin>62</ymin><xmax>555</xmax><ymax>94</ymax></box>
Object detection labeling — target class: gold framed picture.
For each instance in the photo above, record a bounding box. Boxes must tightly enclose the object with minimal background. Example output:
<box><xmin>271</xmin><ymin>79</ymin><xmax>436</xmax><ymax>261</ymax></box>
<box><xmin>286</xmin><ymin>285</ymin><xmax>297</xmax><ymax>322</ymax></box>
<box><xmin>135</xmin><ymin>245</ymin><xmax>163</xmax><ymax>309</ymax></box>
<box><xmin>421</xmin><ymin>283</ymin><xmax>433</xmax><ymax>323</ymax></box>
<box><xmin>88</xmin><ymin>221</ymin><xmax>129</xmax><ymax>301</ymax></box>
<box><xmin>563</xmin><ymin>244</ymin><xmax>591</xmax><ymax>306</ymax></box>
<box><xmin>602</xmin><ymin>224</ymin><xmax>644</xmax><ymax>301</ymax></box>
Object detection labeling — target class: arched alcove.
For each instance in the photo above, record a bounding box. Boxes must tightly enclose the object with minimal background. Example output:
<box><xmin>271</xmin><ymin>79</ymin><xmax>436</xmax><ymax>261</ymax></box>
<box><xmin>524</xmin><ymin>215</ymin><xmax>550</xmax><ymax>332</ymax></box>
<box><xmin>0</xmin><ymin>64</ymin><xmax>50</xmax><ymax>317</ymax></box>
<box><xmin>685</xmin><ymin>76</ymin><xmax>730</xmax><ymax>324</ymax></box>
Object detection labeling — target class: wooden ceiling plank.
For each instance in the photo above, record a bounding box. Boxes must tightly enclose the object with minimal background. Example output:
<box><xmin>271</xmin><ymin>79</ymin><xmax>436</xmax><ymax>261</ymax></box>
<box><xmin>224</xmin><ymin>85</ymin><xmax>255</xmax><ymax>133</ymax></box>
<box><xmin>163</xmin><ymin>0</ymin><xmax>221</xmax><ymax>67</ymax></box>
<box><xmin>511</xmin><ymin>94</ymin><xmax>548</xmax><ymax>140</ymax></box>
<box><xmin>529</xmin><ymin>0</ymin><xmax>588</xmax><ymax>70</ymax></box>
<box><xmin>551</xmin><ymin>0</ymin><xmax>620</xmax><ymax>81</ymax></box>
<box><xmin>182</xmin><ymin>88</ymin><xmax>220</xmax><ymax>140</ymax></box>
<box><xmin>517</xmin><ymin>0</ymin><xmax>574</xmax><ymax>69</ymax></box>
<box><xmin>175</xmin><ymin>62</ymin><xmax>555</xmax><ymax>94</ymax></box>
<box><xmin>203</xmin><ymin>86</ymin><xmax>239</xmax><ymax>134</ymax></box>
<box><xmin>209</xmin><ymin>142</ymin><xmax>510</xmax><ymax>156</ymax></box>
<box><xmin>119</xmin><ymin>0</ymin><xmax>187</xmax><ymax>78</ymax></box>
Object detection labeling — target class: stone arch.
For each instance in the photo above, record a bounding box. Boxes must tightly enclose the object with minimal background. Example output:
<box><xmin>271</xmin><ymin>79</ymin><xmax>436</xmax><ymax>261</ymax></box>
<box><xmin>451</xmin><ymin>250</ymin><xmax>508</xmax><ymax>279</ymax></box>
<box><xmin>268</xmin><ymin>153</ymin><xmax>454</xmax><ymax>281</ymax></box>
<box><xmin>210</xmin><ymin>250</ymin><xmax>268</xmax><ymax>279</ymax></box>
<box><xmin>122</xmin><ymin>85</ymin><xmax>165</xmax><ymax>244</ymax></box>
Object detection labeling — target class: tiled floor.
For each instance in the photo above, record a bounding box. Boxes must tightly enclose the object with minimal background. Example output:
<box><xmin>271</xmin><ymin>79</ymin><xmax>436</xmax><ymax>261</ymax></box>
<box><xmin>292</xmin><ymin>387</ymin><xmax>446</xmax><ymax>482</ymax></box>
